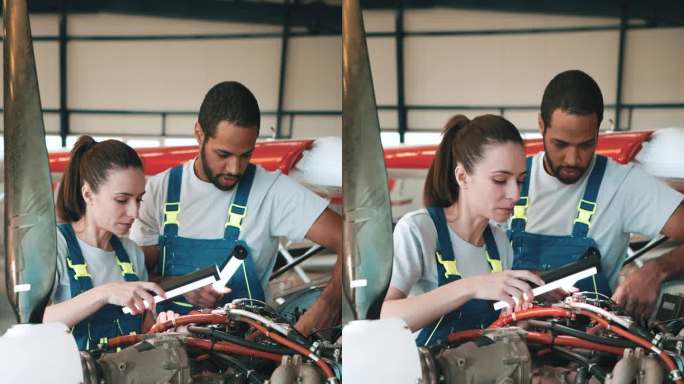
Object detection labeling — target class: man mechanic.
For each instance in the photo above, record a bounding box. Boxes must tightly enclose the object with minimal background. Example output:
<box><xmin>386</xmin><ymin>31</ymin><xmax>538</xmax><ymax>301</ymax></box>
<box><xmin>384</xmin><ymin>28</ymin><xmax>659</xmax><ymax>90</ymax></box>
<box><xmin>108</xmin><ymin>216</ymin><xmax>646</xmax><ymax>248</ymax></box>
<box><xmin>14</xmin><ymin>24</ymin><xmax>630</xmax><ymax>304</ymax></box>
<box><xmin>130</xmin><ymin>81</ymin><xmax>341</xmax><ymax>335</ymax></box>
<box><xmin>509</xmin><ymin>69</ymin><xmax>684</xmax><ymax>319</ymax></box>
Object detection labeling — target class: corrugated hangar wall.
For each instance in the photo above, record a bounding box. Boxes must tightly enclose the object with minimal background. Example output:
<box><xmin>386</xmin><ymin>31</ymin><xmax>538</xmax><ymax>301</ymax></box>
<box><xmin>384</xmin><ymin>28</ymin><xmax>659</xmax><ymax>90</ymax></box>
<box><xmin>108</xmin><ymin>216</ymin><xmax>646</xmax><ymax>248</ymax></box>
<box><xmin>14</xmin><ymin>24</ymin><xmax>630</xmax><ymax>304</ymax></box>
<box><xmin>0</xmin><ymin>8</ymin><xmax>682</xmax><ymax>147</ymax></box>
<box><xmin>363</xmin><ymin>8</ymin><xmax>684</xmax><ymax>143</ymax></box>
<box><xmin>0</xmin><ymin>13</ymin><xmax>342</xmax><ymax>147</ymax></box>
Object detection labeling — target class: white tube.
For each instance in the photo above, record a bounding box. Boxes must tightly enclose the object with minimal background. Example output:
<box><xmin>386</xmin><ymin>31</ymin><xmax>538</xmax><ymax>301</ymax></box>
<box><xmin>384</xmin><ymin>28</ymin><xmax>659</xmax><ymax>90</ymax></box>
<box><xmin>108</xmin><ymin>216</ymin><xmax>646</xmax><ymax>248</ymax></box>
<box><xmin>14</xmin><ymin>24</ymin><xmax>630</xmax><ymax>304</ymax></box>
<box><xmin>227</xmin><ymin>308</ymin><xmax>291</xmax><ymax>336</ymax></box>
<box><xmin>122</xmin><ymin>274</ymin><xmax>217</xmax><ymax>315</ymax></box>
<box><xmin>566</xmin><ymin>301</ymin><xmax>632</xmax><ymax>329</ymax></box>
<box><xmin>494</xmin><ymin>267</ymin><xmax>598</xmax><ymax>310</ymax></box>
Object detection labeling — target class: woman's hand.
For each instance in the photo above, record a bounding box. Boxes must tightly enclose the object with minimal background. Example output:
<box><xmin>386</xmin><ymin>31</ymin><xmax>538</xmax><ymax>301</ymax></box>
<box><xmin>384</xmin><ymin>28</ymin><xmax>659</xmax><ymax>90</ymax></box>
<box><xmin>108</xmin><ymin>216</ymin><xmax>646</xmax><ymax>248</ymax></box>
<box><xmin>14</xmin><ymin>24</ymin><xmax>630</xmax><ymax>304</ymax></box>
<box><xmin>156</xmin><ymin>310</ymin><xmax>179</xmax><ymax>323</ymax></box>
<box><xmin>156</xmin><ymin>310</ymin><xmax>182</xmax><ymax>327</ymax></box>
<box><xmin>101</xmin><ymin>281</ymin><xmax>166</xmax><ymax>314</ymax></box>
<box><xmin>467</xmin><ymin>270</ymin><xmax>544</xmax><ymax>311</ymax></box>
<box><xmin>155</xmin><ymin>310</ymin><xmax>190</xmax><ymax>333</ymax></box>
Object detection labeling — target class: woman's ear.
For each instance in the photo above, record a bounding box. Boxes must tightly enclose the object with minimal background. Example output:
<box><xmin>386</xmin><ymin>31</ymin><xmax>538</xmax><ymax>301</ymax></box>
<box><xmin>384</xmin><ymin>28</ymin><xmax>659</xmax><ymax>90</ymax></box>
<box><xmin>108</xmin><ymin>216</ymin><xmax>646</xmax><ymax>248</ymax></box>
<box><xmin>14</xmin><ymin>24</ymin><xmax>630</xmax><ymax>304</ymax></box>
<box><xmin>81</xmin><ymin>182</ymin><xmax>93</xmax><ymax>205</ymax></box>
<box><xmin>454</xmin><ymin>165</ymin><xmax>469</xmax><ymax>190</ymax></box>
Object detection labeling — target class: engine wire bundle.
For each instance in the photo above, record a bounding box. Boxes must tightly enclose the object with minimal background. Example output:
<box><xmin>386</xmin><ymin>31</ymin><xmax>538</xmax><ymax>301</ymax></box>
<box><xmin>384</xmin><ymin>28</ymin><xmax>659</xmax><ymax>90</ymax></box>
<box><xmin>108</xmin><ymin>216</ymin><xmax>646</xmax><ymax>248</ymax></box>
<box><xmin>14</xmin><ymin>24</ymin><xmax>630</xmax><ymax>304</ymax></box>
<box><xmin>444</xmin><ymin>296</ymin><xmax>684</xmax><ymax>384</ymax></box>
<box><xmin>102</xmin><ymin>301</ymin><xmax>341</xmax><ymax>384</ymax></box>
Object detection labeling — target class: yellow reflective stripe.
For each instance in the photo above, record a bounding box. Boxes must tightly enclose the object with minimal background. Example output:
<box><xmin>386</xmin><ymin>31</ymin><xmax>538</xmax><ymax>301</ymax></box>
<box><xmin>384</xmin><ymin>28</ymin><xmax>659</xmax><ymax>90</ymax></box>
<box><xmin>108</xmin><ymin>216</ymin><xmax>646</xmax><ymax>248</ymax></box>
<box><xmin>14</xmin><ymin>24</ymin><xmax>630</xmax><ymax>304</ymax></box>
<box><xmin>574</xmin><ymin>199</ymin><xmax>597</xmax><ymax>227</ymax></box>
<box><xmin>512</xmin><ymin>197</ymin><xmax>529</xmax><ymax>222</ymax></box>
<box><xmin>225</xmin><ymin>203</ymin><xmax>247</xmax><ymax>229</ymax></box>
<box><xmin>486</xmin><ymin>251</ymin><xmax>503</xmax><ymax>273</ymax></box>
<box><xmin>163</xmin><ymin>203</ymin><xmax>180</xmax><ymax>226</ymax></box>
<box><xmin>66</xmin><ymin>258</ymin><xmax>91</xmax><ymax>279</ymax></box>
<box><xmin>436</xmin><ymin>251</ymin><xmax>460</xmax><ymax>278</ymax></box>
<box><xmin>116</xmin><ymin>259</ymin><xmax>136</xmax><ymax>277</ymax></box>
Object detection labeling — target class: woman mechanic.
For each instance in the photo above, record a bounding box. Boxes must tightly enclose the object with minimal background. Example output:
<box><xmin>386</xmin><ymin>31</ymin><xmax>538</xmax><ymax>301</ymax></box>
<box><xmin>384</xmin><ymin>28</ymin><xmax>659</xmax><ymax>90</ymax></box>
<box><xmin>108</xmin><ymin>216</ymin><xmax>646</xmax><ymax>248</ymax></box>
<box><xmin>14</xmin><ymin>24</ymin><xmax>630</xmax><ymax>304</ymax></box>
<box><xmin>44</xmin><ymin>135</ymin><xmax>167</xmax><ymax>351</ymax></box>
<box><xmin>381</xmin><ymin>114</ymin><xmax>544</xmax><ymax>346</ymax></box>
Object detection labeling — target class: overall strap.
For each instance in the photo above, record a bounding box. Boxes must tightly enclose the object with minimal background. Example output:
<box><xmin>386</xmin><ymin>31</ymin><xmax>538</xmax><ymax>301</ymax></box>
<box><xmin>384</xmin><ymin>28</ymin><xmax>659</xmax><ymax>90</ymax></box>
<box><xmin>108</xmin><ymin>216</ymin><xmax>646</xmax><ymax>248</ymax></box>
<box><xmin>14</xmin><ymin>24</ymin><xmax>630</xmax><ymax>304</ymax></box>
<box><xmin>162</xmin><ymin>165</ymin><xmax>183</xmax><ymax>238</ymax></box>
<box><xmin>420</xmin><ymin>209</ymin><xmax>500</xmax><ymax>347</ymax></box>
<box><xmin>223</xmin><ymin>163</ymin><xmax>256</xmax><ymax>241</ymax></box>
<box><xmin>426</xmin><ymin>207</ymin><xmax>461</xmax><ymax>284</ymax></box>
<box><xmin>572</xmin><ymin>155</ymin><xmax>607</xmax><ymax>238</ymax></box>
<box><xmin>483</xmin><ymin>226</ymin><xmax>502</xmax><ymax>273</ymax></box>
<box><xmin>511</xmin><ymin>156</ymin><xmax>533</xmax><ymax>234</ymax></box>
<box><xmin>58</xmin><ymin>223</ymin><xmax>94</xmax><ymax>294</ymax></box>
<box><xmin>109</xmin><ymin>235</ymin><xmax>139</xmax><ymax>282</ymax></box>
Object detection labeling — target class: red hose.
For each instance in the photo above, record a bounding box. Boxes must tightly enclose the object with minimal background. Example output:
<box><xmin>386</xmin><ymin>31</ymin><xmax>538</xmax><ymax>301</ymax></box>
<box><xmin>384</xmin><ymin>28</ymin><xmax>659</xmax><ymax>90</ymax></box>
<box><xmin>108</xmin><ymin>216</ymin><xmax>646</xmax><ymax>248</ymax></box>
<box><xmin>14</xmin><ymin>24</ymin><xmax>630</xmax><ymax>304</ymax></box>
<box><xmin>526</xmin><ymin>332</ymin><xmax>624</xmax><ymax>355</ymax></box>
<box><xmin>149</xmin><ymin>313</ymin><xmax>227</xmax><ymax>333</ymax></box>
<box><xmin>447</xmin><ymin>328</ymin><xmax>623</xmax><ymax>355</ymax></box>
<box><xmin>104</xmin><ymin>314</ymin><xmax>283</xmax><ymax>364</ymax></box>
<box><xmin>106</xmin><ymin>334</ymin><xmax>143</xmax><ymax>349</ymax></box>
<box><xmin>489</xmin><ymin>307</ymin><xmax>573</xmax><ymax>328</ymax></box>
<box><xmin>105</xmin><ymin>313</ymin><xmax>226</xmax><ymax>348</ymax></box>
<box><xmin>240</xmin><ymin>317</ymin><xmax>336</xmax><ymax>381</ymax></box>
<box><xmin>186</xmin><ymin>337</ymin><xmax>282</xmax><ymax>362</ymax></box>
<box><xmin>447</xmin><ymin>329</ymin><xmax>484</xmax><ymax>344</ymax></box>
<box><xmin>577</xmin><ymin>310</ymin><xmax>684</xmax><ymax>384</ymax></box>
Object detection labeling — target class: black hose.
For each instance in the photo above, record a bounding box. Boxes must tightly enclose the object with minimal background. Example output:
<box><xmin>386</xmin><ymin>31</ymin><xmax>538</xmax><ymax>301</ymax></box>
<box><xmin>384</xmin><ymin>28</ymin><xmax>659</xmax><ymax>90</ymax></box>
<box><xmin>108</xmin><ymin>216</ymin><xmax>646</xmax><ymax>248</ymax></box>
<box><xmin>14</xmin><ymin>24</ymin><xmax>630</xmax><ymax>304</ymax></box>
<box><xmin>622</xmin><ymin>235</ymin><xmax>668</xmax><ymax>267</ymax></box>
<box><xmin>211</xmin><ymin>352</ymin><xmax>264</xmax><ymax>384</ymax></box>
<box><xmin>188</xmin><ymin>326</ymin><xmax>296</xmax><ymax>355</ymax></box>
<box><xmin>627</xmin><ymin>325</ymin><xmax>655</xmax><ymax>343</ymax></box>
<box><xmin>547</xmin><ymin>321</ymin><xmax>638</xmax><ymax>349</ymax></box>
<box><xmin>270</xmin><ymin>245</ymin><xmax>325</xmax><ymax>280</ymax></box>
<box><xmin>553</xmin><ymin>346</ymin><xmax>607</xmax><ymax>382</ymax></box>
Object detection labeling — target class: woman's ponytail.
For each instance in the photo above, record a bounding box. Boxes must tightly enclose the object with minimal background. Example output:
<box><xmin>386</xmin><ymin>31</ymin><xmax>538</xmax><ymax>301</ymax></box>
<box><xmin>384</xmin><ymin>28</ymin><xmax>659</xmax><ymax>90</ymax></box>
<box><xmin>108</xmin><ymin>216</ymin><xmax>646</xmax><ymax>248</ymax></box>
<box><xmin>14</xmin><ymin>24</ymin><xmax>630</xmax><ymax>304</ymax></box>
<box><xmin>422</xmin><ymin>115</ymin><xmax>469</xmax><ymax>207</ymax></box>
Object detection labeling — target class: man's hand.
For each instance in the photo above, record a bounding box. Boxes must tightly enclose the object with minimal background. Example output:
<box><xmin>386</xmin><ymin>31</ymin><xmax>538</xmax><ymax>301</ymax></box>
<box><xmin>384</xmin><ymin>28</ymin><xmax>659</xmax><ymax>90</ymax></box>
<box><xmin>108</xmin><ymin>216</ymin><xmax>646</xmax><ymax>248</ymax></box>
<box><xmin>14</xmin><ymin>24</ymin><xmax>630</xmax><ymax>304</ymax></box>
<box><xmin>612</xmin><ymin>260</ymin><xmax>666</xmax><ymax>320</ymax></box>
<box><xmin>183</xmin><ymin>285</ymin><xmax>231</xmax><ymax>308</ymax></box>
<box><xmin>296</xmin><ymin>208</ymin><xmax>343</xmax><ymax>337</ymax></box>
<box><xmin>295</xmin><ymin>310</ymin><xmax>319</xmax><ymax>337</ymax></box>
<box><xmin>295</xmin><ymin>289</ymin><xmax>341</xmax><ymax>337</ymax></box>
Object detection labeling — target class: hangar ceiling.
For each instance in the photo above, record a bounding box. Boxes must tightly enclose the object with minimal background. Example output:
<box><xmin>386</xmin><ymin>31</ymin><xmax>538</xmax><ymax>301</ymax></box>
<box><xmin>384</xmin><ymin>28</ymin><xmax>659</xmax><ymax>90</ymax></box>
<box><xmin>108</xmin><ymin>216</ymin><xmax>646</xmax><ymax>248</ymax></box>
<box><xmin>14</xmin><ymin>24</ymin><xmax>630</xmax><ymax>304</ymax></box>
<box><xmin>5</xmin><ymin>0</ymin><xmax>683</xmax><ymax>33</ymax></box>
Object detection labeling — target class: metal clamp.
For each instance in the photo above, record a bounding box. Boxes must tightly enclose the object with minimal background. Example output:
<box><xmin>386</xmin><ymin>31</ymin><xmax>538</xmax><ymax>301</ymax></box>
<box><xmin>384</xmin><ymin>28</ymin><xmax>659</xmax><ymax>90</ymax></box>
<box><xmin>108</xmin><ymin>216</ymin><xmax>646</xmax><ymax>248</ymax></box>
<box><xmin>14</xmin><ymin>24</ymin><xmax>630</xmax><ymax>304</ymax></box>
<box><xmin>669</xmin><ymin>369</ymin><xmax>683</xmax><ymax>381</ymax></box>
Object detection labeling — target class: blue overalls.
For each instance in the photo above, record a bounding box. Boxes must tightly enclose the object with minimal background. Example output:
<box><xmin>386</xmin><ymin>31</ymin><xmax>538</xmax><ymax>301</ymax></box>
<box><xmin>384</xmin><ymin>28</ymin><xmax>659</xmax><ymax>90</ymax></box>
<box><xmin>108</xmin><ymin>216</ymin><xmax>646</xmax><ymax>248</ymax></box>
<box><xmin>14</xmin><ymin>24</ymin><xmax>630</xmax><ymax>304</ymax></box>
<box><xmin>157</xmin><ymin>163</ymin><xmax>265</xmax><ymax>314</ymax></box>
<box><xmin>415</xmin><ymin>207</ymin><xmax>503</xmax><ymax>347</ymax></box>
<box><xmin>58</xmin><ymin>223</ymin><xmax>143</xmax><ymax>352</ymax></box>
<box><xmin>510</xmin><ymin>155</ymin><xmax>611</xmax><ymax>296</ymax></box>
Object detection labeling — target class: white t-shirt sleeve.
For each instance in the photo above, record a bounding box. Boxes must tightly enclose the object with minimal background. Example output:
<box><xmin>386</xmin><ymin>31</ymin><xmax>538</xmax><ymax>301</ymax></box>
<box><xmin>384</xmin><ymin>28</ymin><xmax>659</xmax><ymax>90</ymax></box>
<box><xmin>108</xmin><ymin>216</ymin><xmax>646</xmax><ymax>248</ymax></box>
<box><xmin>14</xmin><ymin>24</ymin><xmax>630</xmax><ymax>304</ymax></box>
<box><xmin>619</xmin><ymin>166</ymin><xmax>683</xmax><ymax>238</ymax></box>
<box><xmin>266</xmin><ymin>173</ymin><xmax>329</xmax><ymax>241</ymax></box>
<box><xmin>390</xmin><ymin>216</ymin><xmax>426</xmax><ymax>295</ymax></box>
<box><xmin>130</xmin><ymin>173</ymin><xmax>165</xmax><ymax>247</ymax></box>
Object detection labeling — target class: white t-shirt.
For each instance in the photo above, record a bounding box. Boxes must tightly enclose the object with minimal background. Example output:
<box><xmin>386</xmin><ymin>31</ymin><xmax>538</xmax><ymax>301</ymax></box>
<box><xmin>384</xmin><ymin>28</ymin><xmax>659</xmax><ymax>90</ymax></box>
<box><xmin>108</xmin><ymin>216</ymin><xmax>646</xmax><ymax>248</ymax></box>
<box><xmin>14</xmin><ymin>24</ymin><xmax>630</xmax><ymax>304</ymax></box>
<box><xmin>517</xmin><ymin>152</ymin><xmax>682</xmax><ymax>289</ymax></box>
<box><xmin>391</xmin><ymin>208</ymin><xmax>514</xmax><ymax>296</ymax></box>
<box><xmin>129</xmin><ymin>159</ymin><xmax>329</xmax><ymax>297</ymax></box>
<box><xmin>51</xmin><ymin>228</ymin><xmax>148</xmax><ymax>304</ymax></box>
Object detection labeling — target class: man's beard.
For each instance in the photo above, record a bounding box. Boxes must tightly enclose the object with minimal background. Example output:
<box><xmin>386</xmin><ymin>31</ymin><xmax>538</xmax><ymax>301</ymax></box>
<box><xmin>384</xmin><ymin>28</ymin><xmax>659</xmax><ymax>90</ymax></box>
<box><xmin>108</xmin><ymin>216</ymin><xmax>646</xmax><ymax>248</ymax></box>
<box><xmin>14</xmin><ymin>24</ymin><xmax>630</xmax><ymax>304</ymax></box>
<box><xmin>200</xmin><ymin>147</ymin><xmax>241</xmax><ymax>191</ymax></box>
<box><xmin>543</xmin><ymin>145</ymin><xmax>587</xmax><ymax>185</ymax></box>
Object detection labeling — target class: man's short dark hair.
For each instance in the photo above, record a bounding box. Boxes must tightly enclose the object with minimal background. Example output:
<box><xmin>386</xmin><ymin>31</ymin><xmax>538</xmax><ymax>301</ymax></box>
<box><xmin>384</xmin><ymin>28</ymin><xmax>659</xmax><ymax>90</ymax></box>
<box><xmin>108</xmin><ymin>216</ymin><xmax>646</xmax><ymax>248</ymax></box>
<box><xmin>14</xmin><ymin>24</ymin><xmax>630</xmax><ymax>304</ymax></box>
<box><xmin>540</xmin><ymin>70</ymin><xmax>604</xmax><ymax>131</ymax></box>
<box><xmin>198</xmin><ymin>81</ymin><xmax>260</xmax><ymax>138</ymax></box>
